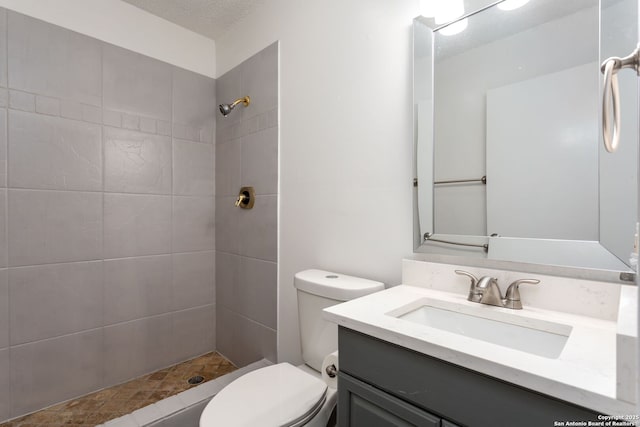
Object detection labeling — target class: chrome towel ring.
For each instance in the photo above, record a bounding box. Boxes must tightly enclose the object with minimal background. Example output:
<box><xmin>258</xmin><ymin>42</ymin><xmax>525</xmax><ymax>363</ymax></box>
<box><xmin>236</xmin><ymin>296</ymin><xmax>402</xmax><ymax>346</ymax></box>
<box><xmin>600</xmin><ymin>45</ymin><xmax>640</xmax><ymax>153</ymax></box>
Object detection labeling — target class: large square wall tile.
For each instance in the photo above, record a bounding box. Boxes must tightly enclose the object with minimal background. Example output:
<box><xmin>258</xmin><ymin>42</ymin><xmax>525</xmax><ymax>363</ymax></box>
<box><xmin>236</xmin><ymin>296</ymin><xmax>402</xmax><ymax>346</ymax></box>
<box><xmin>104</xmin><ymin>193</ymin><xmax>172</xmax><ymax>259</ymax></box>
<box><xmin>215</xmin><ymin>197</ymin><xmax>240</xmax><ymax>254</ymax></box>
<box><xmin>238</xmin><ymin>257</ymin><xmax>277</xmax><ymax>329</ymax></box>
<box><xmin>104</xmin><ymin>127</ymin><xmax>172</xmax><ymax>195</ymax></box>
<box><xmin>8</xmin><ymin>12</ymin><xmax>101</xmax><ymax>106</ymax></box>
<box><xmin>104</xmin><ymin>255</ymin><xmax>172</xmax><ymax>325</ymax></box>
<box><xmin>9</xmin><ymin>261</ymin><xmax>103</xmax><ymax>345</ymax></box>
<box><xmin>8</xmin><ymin>190</ymin><xmax>102</xmax><ymax>266</ymax></box>
<box><xmin>10</xmin><ymin>329</ymin><xmax>103</xmax><ymax>417</ymax></box>
<box><xmin>172</xmin><ymin>251</ymin><xmax>215</xmax><ymax>311</ymax></box>
<box><xmin>237</xmin><ymin>195</ymin><xmax>277</xmax><ymax>262</ymax></box>
<box><xmin>241</xmin><ymin>42</ymin><xmax>278</xmax><ymax>121</ymax></box>
<box><xmin>103</xmin><ymin>45</ymin><xmax>172</xmax><ymax>120</ymax></box>
<box><xmin>173</xmin><ymin>139</ymin><xmax>214</xmax><ymax>196</ymax></box>
<box><xmin>215</xmin><ymin>251</ymin><xmax>240</xmax><ymax>311</ymax></box>
<box><xmin>215</xmin><ymin>141</ymin><xmax>241</xmax><ymax>197</ymax></box>
<box><xmin>172</xmin><ymin>67</ymin><xmax>215</xmax><ymax>143</ymax></box>
<box><xmin>173</xmin><ymin>196</ymin><xmax>215</xmax><ymax>253</ymax></box>
<box><xmin>241</xmin><ymin>127</ymin><xmax>278</xmax><ymax>195</ymax></box>
<box><xmin>171</xmin><ymin>305</ymin><xmax>215</xmax><ymax>363</ymax></box>
<box><xmin>9</xmin><ymin>110</ymin><xmax>102</xmax><ymax>191</ymax></box>
<box><xmin>103</xmin><ymin>315</ymin><xmax>173</xmax><ymax>387</ymax></box>
<box><xmin>216</xmin><ymin>306</ymin><xmax>276</xmax><ymax>368</ymax></box>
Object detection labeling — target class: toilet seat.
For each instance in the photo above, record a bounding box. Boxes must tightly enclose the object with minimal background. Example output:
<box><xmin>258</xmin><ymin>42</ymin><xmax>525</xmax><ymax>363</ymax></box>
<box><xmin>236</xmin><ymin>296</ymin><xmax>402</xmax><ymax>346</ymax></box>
<box><xmin>200</xmin><ymin>363</ymin><xmax>328</xmax><ymax>427</ymax></box>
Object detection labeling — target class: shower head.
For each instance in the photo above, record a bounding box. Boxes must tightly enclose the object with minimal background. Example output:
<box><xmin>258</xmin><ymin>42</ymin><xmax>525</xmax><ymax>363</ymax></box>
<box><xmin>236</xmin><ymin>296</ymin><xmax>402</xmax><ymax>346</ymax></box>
<box><xmin>219</xmin><ymin>96</ymin><xmax>251</xmax><ymax>117</ymax></box>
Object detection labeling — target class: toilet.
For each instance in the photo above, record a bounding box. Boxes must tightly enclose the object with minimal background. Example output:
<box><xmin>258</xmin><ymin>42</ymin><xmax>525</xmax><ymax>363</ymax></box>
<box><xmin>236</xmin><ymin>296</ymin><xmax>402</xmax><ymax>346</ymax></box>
<box><xmin>200</xmin><ymin>269</ymin><xmax>384</xmax><ymax>427</ymax></box>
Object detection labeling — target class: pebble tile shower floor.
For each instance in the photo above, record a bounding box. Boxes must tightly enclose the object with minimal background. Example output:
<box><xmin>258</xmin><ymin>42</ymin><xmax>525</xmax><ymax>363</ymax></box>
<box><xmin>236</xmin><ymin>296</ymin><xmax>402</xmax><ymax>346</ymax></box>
<box><xmin>0</xmin><ymin>352</ymin><xmax>236</xmax><ymax>427</ymax></box>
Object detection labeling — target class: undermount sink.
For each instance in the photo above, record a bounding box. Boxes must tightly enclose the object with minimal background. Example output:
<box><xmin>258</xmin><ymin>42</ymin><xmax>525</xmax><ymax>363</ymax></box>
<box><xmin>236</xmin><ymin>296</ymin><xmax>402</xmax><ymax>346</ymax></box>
<box><xmin>391</xmin><ymin>301</ymin><xmax>572</xmax><ymax>359</ymax></box>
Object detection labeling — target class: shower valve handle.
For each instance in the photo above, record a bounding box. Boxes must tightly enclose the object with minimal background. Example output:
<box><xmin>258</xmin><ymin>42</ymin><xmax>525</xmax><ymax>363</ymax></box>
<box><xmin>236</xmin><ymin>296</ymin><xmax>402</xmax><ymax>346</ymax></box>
<box><xmin>235</xmin><ymin>194</ymin><xmax>248</xmax><ymax>207</ymax></box>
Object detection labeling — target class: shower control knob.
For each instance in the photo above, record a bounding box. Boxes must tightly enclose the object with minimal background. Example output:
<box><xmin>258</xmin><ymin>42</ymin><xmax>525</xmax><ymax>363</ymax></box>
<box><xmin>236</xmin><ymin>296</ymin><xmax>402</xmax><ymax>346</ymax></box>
<box><xmin>235</xmin><ymin>194</ymin><xmax>248</xmax><ymax>207</ymax></box>
<box><xmin>234</xmin><ymin>186</ymin><xmax>255</xmax><ymax>209</ymax></box>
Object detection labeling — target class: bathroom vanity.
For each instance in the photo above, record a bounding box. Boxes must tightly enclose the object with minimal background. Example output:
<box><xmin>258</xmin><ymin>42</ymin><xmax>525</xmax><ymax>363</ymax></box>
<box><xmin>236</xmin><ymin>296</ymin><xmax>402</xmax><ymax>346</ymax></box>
<box><xmin>324</xmin><ymin>260</ymin><xmax>638</xmax><ymax>426</ymax></box>
<box><xmin>337</xmin><ymin>327</ymin><xmax>598</xmax><ymax>426</ymax></box>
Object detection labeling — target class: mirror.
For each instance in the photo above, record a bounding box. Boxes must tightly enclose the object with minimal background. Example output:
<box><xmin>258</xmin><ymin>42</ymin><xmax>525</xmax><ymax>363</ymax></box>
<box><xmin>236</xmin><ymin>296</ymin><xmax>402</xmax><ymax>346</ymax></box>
<box><xmin>413</xmin><ymin>0</ymin><xmax>638</xmax><ymax>281</ymax></box>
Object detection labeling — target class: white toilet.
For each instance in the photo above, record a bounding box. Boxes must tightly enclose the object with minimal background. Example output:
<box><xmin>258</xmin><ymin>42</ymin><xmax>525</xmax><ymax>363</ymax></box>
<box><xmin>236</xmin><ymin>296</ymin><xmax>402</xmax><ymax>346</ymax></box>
<box><xmin>200</xmin><ymin>269</ymin><xmax>384</xmax><ymax>427</ymax></box>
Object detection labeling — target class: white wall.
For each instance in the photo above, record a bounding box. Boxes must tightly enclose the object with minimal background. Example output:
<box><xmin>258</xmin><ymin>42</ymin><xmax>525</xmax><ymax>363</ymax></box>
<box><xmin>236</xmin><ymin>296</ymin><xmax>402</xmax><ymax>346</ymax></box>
<box><xmin>486</xmin><ymin>63</ymin><xmax>599</xmax><ymax>241</ymax></box>
<box><xmin>0</xmin><ymin>0</ymin><xmax>216</xmax><ymax>77</ymax></box>
<box><xmin>216</xmin><ymin>0</ymin><xmax>418</xmax><ymax>364</ymax></box>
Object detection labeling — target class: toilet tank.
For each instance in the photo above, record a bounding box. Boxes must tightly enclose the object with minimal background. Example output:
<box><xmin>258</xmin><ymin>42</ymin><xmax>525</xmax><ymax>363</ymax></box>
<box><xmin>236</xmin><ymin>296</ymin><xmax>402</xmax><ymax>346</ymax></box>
<box><xmin>294</xmin><ymin>269</ymin><xmax>384</xmax><ymax>371</ymax></box>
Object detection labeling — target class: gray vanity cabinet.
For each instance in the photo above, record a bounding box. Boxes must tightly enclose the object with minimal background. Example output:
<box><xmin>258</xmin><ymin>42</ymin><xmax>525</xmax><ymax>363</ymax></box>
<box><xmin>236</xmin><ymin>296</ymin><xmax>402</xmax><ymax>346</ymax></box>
<box><xmin>339</xmin><ymin>373</ymin><xmax>442</xmax><ymax>426</ymax></box>
<box><xmin>338</xmin><ymin>327</ymin><xmax>600</xmax><ymax>427</ymax></box>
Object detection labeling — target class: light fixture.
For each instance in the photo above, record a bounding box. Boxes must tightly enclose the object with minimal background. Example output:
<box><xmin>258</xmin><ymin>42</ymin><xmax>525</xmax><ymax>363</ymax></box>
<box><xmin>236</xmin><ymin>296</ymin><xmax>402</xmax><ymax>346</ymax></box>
<box><xmin>438</xmin><ymin>18</ymin><xmax>468</xmax><ymax>36</ymax></box>
<box><xmin>434</xmin><ymin>0</ymin><xmax>465</xmax><ymax>24</ymax></box>
<box><xmin>419</xmin><ymin>0</ymin><xmax>436</xmax><ymax>18</ymax></box>
<box><xmin>420</xmin><ymin>0</ymin><xmax>467</xmax><ymax>36</ymax></box>
<box><xmin>497</xmin><ymin>0</ymin><xmax>530</xmax><ymax>11</ymax></box>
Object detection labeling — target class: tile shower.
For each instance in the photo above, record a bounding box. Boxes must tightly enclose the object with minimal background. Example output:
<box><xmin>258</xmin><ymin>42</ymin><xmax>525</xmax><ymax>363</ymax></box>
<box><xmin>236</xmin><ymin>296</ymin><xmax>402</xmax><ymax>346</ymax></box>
<box><xmin>0</xmin><ymin>8</ymin><xmax>217</xmax><ymax>422</ymax></box>
<box><xmin>0</xmin><ymin>6</ymin><xmax>279</xmax><ymax>422</ymax></box>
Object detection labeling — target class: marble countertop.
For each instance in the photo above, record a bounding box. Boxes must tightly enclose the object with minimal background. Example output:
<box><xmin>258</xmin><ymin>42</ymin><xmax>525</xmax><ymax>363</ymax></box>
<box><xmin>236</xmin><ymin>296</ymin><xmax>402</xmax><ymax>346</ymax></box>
<box><xmin>324</xmin><ymin>284</ymin><xmax>636</xmax><ymax>416</ymax></box>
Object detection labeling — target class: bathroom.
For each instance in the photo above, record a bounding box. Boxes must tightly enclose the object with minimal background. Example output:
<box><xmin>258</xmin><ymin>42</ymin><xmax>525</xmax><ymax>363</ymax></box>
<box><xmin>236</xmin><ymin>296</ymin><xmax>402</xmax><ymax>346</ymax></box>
<box><xmin>0</xmin><ymin>0</ymin><xmax>637</xmax><ymax>426</ymax></box>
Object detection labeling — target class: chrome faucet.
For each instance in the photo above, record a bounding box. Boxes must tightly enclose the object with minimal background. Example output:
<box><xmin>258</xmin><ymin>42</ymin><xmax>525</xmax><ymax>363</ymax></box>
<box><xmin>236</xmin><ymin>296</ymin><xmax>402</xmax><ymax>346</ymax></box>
<box><xmin>454</xmin><ymin>270</ymin><xmax>539</xmax><ymax>310</ymax></box>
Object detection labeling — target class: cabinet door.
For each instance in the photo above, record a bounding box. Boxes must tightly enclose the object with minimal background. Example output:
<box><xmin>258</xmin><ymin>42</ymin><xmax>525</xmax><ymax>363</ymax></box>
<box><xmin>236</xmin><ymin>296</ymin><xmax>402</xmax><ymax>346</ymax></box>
<box><xmin>339</xmin><ymin>372</ymin><xmax>441</xmax><ymax>427</ymax></box>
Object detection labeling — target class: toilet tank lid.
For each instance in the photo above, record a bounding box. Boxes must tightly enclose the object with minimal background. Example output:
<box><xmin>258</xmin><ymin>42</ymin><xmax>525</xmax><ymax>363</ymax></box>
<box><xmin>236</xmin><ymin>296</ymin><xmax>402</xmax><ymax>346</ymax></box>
<box><xmin>294</xmin><ymin>269</ymin><xmax>384</xmax><ymax>301</ymax></box>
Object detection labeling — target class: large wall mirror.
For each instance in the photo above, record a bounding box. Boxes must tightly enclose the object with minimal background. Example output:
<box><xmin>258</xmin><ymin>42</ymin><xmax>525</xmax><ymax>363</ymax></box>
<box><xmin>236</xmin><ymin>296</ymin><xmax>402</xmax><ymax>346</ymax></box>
<box><xmin>413</xmin><ymin>0</ymin><xmax>639</xmax><ymax>282</ymax></box>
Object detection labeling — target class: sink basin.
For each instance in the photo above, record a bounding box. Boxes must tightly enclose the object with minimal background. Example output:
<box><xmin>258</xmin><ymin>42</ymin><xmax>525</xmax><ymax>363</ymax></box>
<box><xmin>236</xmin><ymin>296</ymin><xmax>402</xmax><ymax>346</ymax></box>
<box><xmin>393</xmin><ymin>302</ymin><xmax>572</xmax><ymax>358</ymax></box>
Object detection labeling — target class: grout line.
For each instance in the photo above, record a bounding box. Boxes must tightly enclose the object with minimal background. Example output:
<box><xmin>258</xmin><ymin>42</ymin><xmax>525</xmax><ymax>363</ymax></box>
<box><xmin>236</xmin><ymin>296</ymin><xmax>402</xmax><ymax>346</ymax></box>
<box><xmin>100</xmin><ymin>39</ymin><xmax>107</xmax><ymax>393</ymax></box>
<box><xmin>9</xmin><ymin>326</ymin><xmax>104</xmax><ymax>349</ymax></box>
<box><xmin>214</xmin><ymin>249</ymin><xmax>277</xmax><ymax>265</ymax></box>
<box><xmin>218</xmin><ymin>304</ymin><xmax>277</xmax><ymax>333</ymax></box>
<box><xmin>1</xmin><ymin>248</ymin><xmax>218</xmax><ymax>271</ymax></box>
<box><xmin>5</xmin><ymin>187</ymin><xmax>176</xmax><ymax>197</ymax></box>
<box><xmin>170</xmin><ymin>66</ymin><xmax>177</xmax><ymax>365</ymax></box>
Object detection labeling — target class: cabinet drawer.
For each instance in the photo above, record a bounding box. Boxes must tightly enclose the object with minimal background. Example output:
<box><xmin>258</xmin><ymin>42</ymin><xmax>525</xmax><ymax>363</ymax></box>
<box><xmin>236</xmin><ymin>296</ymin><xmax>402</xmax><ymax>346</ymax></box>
<box><xmin>339</xmin><ymin>327</ymin><xmax>600</xmax><ymax>427</ymax></box>
<box><xmin>339</xmin><ymin>372</ymin><xmax>441</xmax><ymax>427</ymax></box>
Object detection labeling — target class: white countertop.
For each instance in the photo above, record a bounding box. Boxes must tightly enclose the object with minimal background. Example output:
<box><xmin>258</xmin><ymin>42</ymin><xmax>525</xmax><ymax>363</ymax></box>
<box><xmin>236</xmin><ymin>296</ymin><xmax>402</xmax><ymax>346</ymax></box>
<box><xmin>324</xmin><ymin>284</ymin><xmax>637</xmax><ymax>416</ymax></box>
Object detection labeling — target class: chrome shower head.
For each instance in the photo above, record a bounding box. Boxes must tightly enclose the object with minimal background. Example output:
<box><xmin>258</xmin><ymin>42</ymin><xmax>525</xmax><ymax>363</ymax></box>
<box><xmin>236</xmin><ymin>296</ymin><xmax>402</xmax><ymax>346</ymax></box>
<box><xmin>219</xmin><ymin>96</ymin><xmax>251</xmax><ymax>117</ymax></box>
<box><xmin>219</xmin><ymin>104</ymin><xmax>232</xmax><ymax>116</ymax></box>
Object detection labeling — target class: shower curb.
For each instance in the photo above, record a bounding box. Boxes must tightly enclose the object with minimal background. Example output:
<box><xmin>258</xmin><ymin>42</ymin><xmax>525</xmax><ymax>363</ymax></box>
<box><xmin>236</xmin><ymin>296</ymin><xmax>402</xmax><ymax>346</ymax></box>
<box><xmin>98</xmin><ymin>359</ymin><xmax>272</xmax><ymax>427</ymax></box>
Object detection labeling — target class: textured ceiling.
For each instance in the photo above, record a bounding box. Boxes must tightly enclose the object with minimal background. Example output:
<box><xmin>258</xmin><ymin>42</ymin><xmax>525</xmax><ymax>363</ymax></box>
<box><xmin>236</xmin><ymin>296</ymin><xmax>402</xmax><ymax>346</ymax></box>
<box><xmin>122</xmin><ymin>0</ymin><xmax>266</xmax><ymax>40</ymax></box>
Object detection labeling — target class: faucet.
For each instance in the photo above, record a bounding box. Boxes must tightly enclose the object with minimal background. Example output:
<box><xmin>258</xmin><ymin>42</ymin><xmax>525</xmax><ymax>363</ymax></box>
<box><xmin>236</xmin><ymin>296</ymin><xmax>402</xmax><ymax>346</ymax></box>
<box><xmin>454</xmin><ymin>270</ymin><xmax>539</xmax><ymax>310</ymax></box>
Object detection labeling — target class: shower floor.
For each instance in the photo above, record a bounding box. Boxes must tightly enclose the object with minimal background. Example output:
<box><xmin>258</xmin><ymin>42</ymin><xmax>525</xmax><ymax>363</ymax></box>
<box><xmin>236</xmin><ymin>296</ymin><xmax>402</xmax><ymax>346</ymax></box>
<box><xmin>0</xmin><ymin>352</ymin><xmax>236</xmax><ymax>427</ymax></box>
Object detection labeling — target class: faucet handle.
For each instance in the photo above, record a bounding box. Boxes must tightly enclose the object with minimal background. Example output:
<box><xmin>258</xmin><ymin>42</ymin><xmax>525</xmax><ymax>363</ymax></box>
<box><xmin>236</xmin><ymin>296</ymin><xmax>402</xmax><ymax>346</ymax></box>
<box><xmin>455</xmin><ymin>270</ymin><xmax>481</xmax><ymax>302</ymax></box>
<box><xmin>455</xmin><ymin>270</ymin><xmax>477</xmax><ymax>284</ymax></box>
<box><xmin>504</xmin><ymin>279</ymin><xmax>540</xmax><ymax>309</ymax></box>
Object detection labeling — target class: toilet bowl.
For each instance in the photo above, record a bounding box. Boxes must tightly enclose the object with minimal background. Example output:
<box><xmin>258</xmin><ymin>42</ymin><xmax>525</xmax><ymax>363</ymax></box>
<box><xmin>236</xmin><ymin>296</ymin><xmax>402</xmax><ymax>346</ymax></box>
<box><xmin>199</xmin><ymin>269</ymin><xmax>384</xmax><ymax>427</ymax></box>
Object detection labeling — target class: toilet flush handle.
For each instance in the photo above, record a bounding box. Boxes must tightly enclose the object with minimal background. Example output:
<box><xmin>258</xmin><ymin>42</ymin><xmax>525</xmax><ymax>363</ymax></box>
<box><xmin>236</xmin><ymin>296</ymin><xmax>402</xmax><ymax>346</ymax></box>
<box><xmin>325</xmin><ymin>364</ymin><xmax>337</xmax><ymax>378</ymax></box>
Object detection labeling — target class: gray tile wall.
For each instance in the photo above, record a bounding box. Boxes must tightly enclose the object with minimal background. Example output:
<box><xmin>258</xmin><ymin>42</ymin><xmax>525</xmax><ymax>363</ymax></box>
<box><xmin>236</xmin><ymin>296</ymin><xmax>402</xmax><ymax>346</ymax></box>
<box><xmin>215</xmin><ymin>42</ymin><xmax>278</xmax><ymax>367</ymax></box>
<box><xmin>0</xmin><ymin>10</ymin><xmax>216</xmax><ymax>422</ymax></box>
